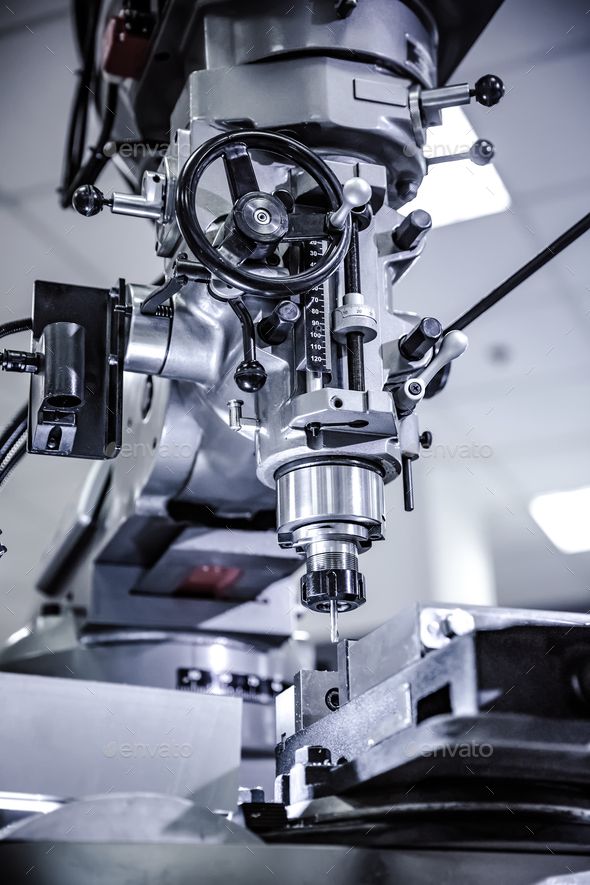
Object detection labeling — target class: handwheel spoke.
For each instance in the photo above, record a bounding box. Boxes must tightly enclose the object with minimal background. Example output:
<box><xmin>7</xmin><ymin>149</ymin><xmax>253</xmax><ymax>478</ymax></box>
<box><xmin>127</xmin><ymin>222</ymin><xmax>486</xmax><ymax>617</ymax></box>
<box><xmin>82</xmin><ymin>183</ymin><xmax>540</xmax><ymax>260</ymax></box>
<box><xmin>283</xmin><ymin>212</ymin><xmax>329</xmax><ymax>242</ymax></box>
<box><xmin>223</xmin><ymin>143</ymin><xmax>260</xmax><ymax>201</ymax></box>
<box><xmin>216</xmin><ymin>228</ymin><xmax>256</xmax><ymax>266</ymax></box>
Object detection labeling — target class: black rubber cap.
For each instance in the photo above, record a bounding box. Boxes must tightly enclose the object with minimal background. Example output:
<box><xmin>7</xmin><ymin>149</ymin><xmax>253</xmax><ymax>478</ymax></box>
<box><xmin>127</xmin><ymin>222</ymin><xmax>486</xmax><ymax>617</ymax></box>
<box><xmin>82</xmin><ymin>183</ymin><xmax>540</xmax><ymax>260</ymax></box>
<box><xmin>399</xmin><ymin>316</ymin><xmax>443</xmax><ymax>361</ymax></box>
<box><xmin>393</xmin><ymin>210</ymin><xmax>432</xmax><ymax>251</ymax></box>
<box><xmin>469</xmin><ymin>138</ymin><xmax>495</xmax><ymax>166</ymax></box>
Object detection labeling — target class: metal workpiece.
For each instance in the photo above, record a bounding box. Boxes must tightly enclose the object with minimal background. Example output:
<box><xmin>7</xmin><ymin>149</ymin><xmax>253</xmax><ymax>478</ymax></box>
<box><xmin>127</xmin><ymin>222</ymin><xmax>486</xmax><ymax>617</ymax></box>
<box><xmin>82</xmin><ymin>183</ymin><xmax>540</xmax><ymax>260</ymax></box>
<box><xmin>273</xmin><ymin>606</ymin><xmax>590</xmax><ymax>837</ymax></box>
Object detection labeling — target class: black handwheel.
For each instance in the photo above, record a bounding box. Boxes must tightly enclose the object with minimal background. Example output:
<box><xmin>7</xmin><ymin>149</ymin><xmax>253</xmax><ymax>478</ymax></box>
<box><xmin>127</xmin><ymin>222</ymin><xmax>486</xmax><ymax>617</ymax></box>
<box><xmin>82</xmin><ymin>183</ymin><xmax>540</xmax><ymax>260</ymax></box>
<box><xmin>175</xmin><ymin>130</ymin><xmax>352</xmax><ymax>296</ymax></box>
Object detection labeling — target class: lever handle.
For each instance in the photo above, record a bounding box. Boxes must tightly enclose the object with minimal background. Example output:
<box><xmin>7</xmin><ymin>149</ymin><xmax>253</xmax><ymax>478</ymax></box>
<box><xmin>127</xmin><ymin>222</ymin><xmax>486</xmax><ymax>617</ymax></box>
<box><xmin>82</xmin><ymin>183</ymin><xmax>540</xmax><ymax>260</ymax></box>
<box><xmin>427</xmin><ymin>138</ymin><xmax>495</xmax><ymax>169</ymax></box>
<box><xmin>397</xmin><ymin>330</ymin><xmax>468</xmax><ymax>412</ymax></box>
<box><xmin>472</xmin><ymin>74</ymin><xmax>505</xmax><ymax>108</ymax></box>
<box><xmin>329</xmin><ymin>178</ymin><xmax>372</xmax><ymax>230</ymax></box>
<box><xmin>419</xmin><ymin>330</ymin><xmax>469</xmax><ymax>388</ymax></box>
<box><xmin>72</xmin><ymin>184</ymin><xmax>112</xmax><ymax>217</ymax></box>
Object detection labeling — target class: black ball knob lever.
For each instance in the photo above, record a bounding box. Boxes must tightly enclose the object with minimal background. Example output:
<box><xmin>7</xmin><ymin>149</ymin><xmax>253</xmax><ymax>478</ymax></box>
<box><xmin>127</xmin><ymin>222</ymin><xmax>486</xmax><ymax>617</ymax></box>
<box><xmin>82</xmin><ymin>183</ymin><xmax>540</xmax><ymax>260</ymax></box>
<box><xmin>234</xmin><ymin>359</ymin><xmax>267</xmax><ymax>393</ymax></box>
<box><xmin>473</xmin><ymin>74</ymin><xmax>505</xmax><ymax>108</ymax></box>
<box><xmin>72</xmin><ymin>184</ymin><xmax>112</xmax><ymax>217</ymax></box>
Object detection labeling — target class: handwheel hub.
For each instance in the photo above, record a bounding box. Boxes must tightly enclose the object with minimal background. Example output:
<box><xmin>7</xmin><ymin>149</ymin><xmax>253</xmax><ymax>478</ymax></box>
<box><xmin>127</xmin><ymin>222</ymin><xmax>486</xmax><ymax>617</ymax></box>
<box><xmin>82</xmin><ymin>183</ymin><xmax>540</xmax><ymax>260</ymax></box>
<box><xmin>233</xmin><ymin>193</ymin><xmax>289</xmax><ymax>244</ymax></box>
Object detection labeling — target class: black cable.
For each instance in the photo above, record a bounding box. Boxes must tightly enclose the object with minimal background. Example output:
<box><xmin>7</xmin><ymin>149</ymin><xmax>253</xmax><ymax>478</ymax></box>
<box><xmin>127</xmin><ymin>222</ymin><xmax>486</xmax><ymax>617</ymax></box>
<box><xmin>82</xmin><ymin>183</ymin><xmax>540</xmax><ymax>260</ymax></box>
<box><xmin>0</xmin><ymin>438</ymin><xmax>26</xmax><ymax>489</ymax></box>
<box><xmin>0</xmin><ymin>318</ymin><xmax>32</xmax><ymax>339</ymax></box>
<box><xmin>0</xmin><ymin>326</ymin><xmax>31</xmax><ymax>476</ymax></box>
<box><xmin>445</xmin><ymin>212</ymin><xmax>590</xmax><ymax>334</ymax></box>
<box><xmin>62</xmin><ymin>82</ymin><xmax>119</xmax><ymax>208</ymax></box>
<box><xmin>60</xmin><ymin>0</ymin><xmax>102</xmax><ymax>204</ymax></box>
<box><xmin>0</xmin><ymin>406</ymin><xmax>28</xmax><ymax>465</ymax></box>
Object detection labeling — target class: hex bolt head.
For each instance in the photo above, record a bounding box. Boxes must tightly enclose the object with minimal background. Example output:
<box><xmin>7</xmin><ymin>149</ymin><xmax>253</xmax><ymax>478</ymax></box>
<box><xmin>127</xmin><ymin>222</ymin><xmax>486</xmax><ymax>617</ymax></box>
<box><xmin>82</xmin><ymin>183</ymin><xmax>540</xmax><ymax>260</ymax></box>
<box><xmin>441</xmin><ymin>609</ymin><xmax>475</xmax><ymax>638</ymax></box>
<box><xmin>238</xmin><ymin>786</ymin><xmax>265</xmax><ymax>804</ymax></box>
<box><xmin>294</xmin><ymin>745</ymin><xmax>332</xmax><ymax>766</ymax></box>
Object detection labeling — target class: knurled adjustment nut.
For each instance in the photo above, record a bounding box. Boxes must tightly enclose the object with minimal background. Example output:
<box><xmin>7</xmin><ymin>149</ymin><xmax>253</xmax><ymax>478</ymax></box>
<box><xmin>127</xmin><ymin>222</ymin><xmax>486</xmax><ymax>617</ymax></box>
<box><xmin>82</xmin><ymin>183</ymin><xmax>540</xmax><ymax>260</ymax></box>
<box><xmin>332</xmin><ymin>292</ymin><xmax>377</xmax><ymax>343</ymax></box>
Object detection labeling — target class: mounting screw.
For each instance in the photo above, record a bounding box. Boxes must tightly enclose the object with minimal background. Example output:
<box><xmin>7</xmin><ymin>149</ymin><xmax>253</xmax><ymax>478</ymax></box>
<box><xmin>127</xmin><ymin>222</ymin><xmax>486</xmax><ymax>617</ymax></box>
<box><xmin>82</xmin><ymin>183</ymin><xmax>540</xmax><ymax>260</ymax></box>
<box><xmin>473</xmin><ymin>74</ymin><xmax>505</xmax><ymax>108</ymax></box>
<box><xmin>396</xmin><ymin>177</ymin><xmax>420</xmax><ymax>203</ymax></box>
<box><xmin>408</xmin><ymin>381</ymin><xmax>422</xmax><ymax>396</ymax></box>
<box><xmin>420</xmin><ymin>430</ymin><xmax>433</xmax><ymax>449</ymax></box>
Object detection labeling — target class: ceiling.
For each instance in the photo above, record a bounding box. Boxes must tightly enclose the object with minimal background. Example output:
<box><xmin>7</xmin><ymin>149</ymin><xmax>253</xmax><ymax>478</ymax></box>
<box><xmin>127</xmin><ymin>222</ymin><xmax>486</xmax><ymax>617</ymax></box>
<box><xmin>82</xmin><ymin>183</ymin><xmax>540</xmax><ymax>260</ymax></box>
<box><xmin>0</xmin><ymin>0</ymin><xmax>588</xmax><ymax>643</ymax></box>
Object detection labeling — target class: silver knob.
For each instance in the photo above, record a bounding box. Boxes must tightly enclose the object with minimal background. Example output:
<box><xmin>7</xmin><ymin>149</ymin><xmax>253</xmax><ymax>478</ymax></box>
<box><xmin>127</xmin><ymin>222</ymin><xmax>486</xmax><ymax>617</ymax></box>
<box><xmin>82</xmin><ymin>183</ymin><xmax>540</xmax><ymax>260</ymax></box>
<box><xmin>227</xmin><ymin>399</ymin><xmax>244</xmax><ymax>431</ymax></box>
<box><xmin>418</xmin><ymin>330</ymin><xmax>469</xmax><ymax>389</ymax></box>
<box><xmin>329</xmin><ymin>177</ymin><xmax>372</xmax><ymax>230</ymax></box>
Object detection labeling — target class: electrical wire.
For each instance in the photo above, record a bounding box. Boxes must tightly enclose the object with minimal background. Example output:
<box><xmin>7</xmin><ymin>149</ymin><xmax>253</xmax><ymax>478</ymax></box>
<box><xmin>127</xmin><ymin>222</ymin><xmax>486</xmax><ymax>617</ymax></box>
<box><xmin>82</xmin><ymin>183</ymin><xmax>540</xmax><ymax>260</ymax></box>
<box><xmin>61</xmin><ymin>82</ymin><xmax>119</xmax><ymax>208</ymax></box>
<box><xmin>444</xmin><ymin>212</ymin><xmax>590</xmax><ymax>334</ymax></box>
<box><xmin>60</xmin><ymin>0</ymin><xmax>102</xmax><ymax>205</ymax></box>
<box><xmin>0</xmin><ymin>322</ymin><xmax>31</xmax><ymax>487</ymax></box>
<box><xmin>0</xmin><ymin>406</ymin><xmax>28</xmax><ymax>466</ymax></box>
<box><xmin>0</xmin><ymin>318</ymin><xmax>32</xmax><ymax>339</ymax></box>
<box><xmin>0</xmin><ymin>433</ymin><xmax>26</xmax><ymax>490</ymax></box>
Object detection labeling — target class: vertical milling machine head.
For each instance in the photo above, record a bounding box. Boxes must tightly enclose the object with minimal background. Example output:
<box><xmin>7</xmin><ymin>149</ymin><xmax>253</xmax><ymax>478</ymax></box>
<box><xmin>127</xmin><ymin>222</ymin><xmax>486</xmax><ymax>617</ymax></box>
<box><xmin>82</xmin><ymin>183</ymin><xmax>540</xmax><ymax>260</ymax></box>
<box><xmin>59</xmin><ymin>0</ymin><xmax>504</xmax><ymax>640</ymax></box>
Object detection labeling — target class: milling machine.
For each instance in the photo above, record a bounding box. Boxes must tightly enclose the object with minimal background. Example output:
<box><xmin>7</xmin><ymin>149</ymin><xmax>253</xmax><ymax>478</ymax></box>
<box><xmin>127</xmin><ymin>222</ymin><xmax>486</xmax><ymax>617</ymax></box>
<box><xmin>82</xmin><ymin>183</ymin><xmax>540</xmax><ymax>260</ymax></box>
<box><xmin>1</xmin><ymin>1</ymin><xmax>590</xmax><ymax>880</ymax></box>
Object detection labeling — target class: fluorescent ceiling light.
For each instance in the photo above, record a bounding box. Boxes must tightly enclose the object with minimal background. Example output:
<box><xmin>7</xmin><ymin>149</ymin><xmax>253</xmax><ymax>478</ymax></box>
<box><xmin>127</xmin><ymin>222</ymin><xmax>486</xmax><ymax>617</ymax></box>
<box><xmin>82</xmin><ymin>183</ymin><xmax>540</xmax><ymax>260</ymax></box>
<box><xmin>529</xmin><ymin>486</ymin><xmax>590</xmax><ymax>554</ymax></box>
<box><xmin>400</xmin><ymin>107</ymin><xmax>511</xmax><ymax>228</ymax></box>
